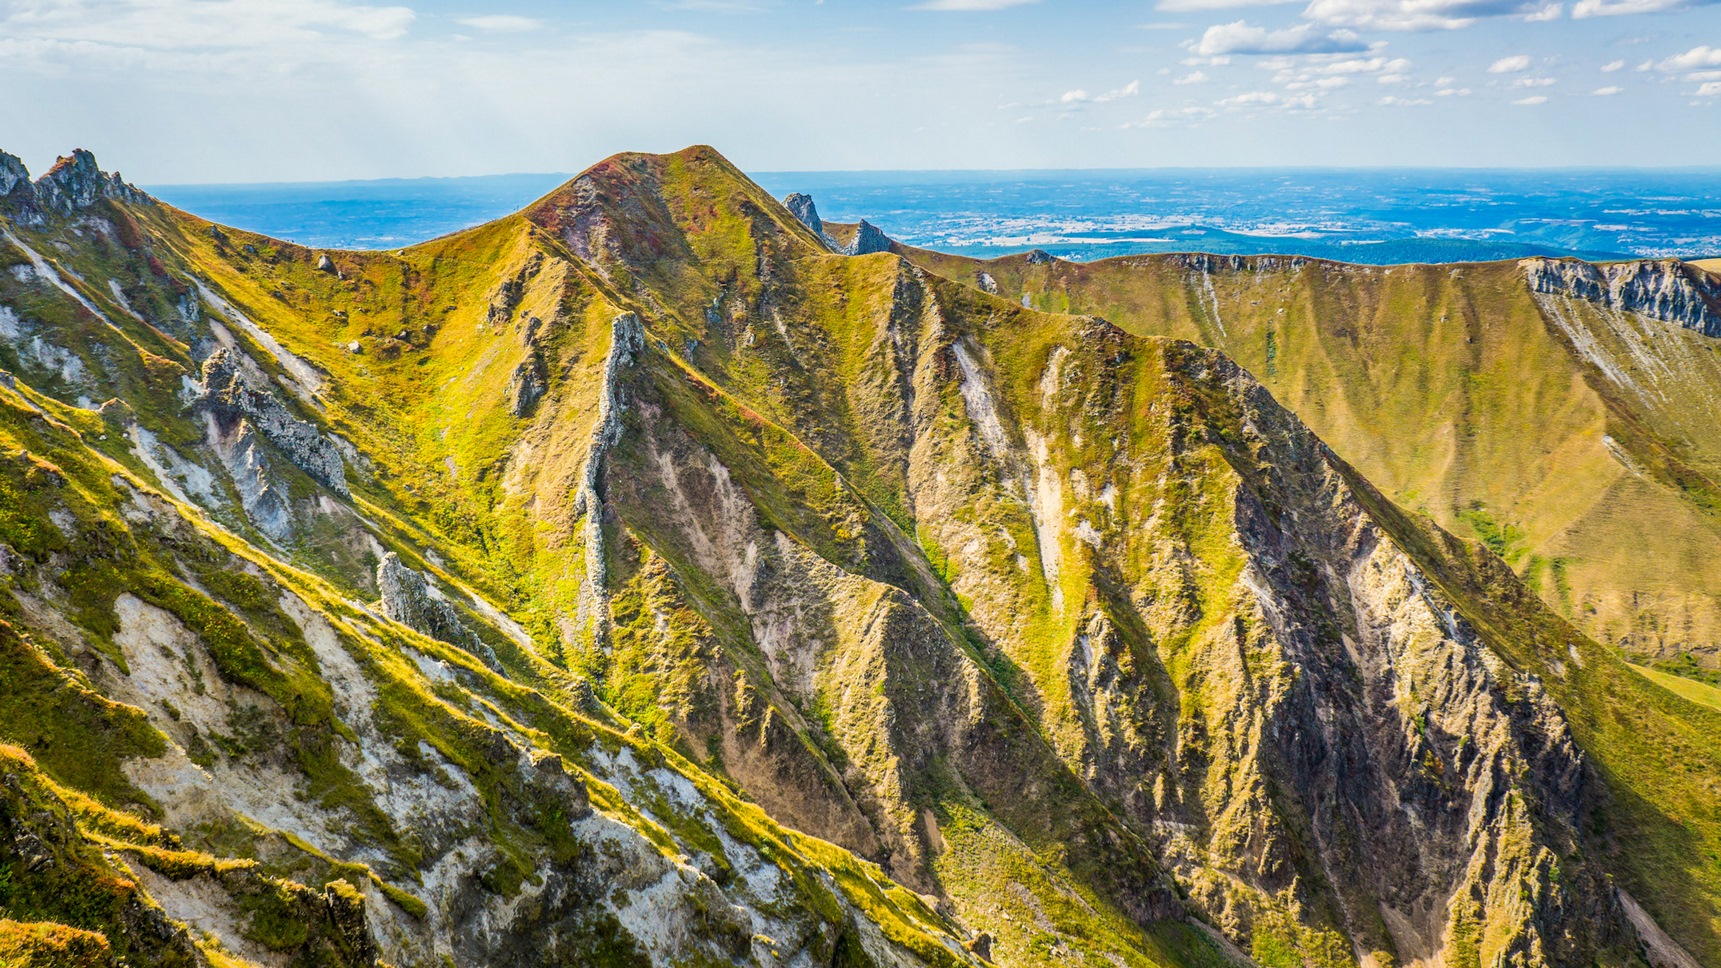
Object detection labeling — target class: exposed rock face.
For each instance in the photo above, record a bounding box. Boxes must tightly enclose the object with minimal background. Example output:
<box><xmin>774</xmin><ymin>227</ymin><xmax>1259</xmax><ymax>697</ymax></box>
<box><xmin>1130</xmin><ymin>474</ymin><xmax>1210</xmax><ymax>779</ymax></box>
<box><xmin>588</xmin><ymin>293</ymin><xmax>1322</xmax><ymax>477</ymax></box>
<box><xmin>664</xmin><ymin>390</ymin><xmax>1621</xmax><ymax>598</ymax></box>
<box><xmin>1524</xmin><ymin>257</ymin><xmax>1721</xmax><ymax>336</ymax></box>
<box><xmin>30</xmin><ymin>149</ymin><xmax>148</xmax><ymax>215</ymax></box>
<box><xmin>194</xmin><ymin>348</ymin><xmax>349</xmax><ymax>497</ymax></box>
<box><xmin>1024</xmin><ymin>247</ymin><xmax>1054</xmax><ymax>264</ymax></box>
<box><xmin>784</xmin><ymin>192</ymin><xmax>824</xmax><ymax>237</ymax></box>
<box><xmin>486</xmin><ymin>253</ymin><xmax>543</xmax><ymax>328</ymax></box>
<box><xmin>377</xmin><ymin>552</ymin><xmax>499</xmax><ymax>669</ymax></box>
<box><xmin>0</xmin><ymin>153</ymin><xmax>31</xmax><ymax>204</ymax></box>
<box><xmin>845</xmin><ymin>218</ymin><xmax>892</xmax><ymax>255</ymax></box>
<box><xmin>508</xmin><ymin>349</ymin><xmax>548</xmax><ymax>416</ymax></box>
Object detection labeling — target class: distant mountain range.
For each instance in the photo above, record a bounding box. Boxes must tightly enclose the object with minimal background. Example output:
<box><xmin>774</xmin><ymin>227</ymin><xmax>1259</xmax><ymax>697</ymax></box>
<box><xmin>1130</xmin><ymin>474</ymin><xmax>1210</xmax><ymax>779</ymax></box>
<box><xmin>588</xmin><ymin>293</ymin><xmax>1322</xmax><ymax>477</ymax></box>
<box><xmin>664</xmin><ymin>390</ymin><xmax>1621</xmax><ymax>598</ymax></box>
<box><xmin>2</xmin><ymin>144</ymin><xmax>1719</xmax><ymax>968</ymax></box>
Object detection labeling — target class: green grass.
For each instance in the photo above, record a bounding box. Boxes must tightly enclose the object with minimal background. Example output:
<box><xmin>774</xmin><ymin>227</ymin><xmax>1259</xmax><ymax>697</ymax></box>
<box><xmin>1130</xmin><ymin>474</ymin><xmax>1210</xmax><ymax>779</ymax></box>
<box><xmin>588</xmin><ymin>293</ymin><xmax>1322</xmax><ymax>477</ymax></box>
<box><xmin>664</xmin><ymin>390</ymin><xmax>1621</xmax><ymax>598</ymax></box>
<box><xmin>1630</xmin><ymin>663</ymin><xmax>1721</xmax><ymax>712</ymax></box>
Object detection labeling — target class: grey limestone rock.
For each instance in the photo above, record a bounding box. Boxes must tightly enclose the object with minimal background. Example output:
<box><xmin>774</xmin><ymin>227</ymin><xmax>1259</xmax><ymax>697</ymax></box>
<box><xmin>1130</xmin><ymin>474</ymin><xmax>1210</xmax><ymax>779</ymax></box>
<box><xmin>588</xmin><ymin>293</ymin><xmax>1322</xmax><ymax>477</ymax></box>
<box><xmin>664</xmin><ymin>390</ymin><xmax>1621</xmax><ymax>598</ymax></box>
<box><xmin>377</xmin><ymin>552</ymin><xmax>500</xmax><ymax>670</ymax></box>
<box><xmin>1524</xmin><ymin>257</ymin><xmax>1721</xmax><ymax>336</ymax></box>
<box><xmin>844</xmin><ymin>219</ymin><xmax>892</xmax><ymax>256</ymax></box>
<box><xmin>508</xmin><ymin>350</ymin><xmax>548</xmax><ymax>417</ymax></box>
<box><xmin>31</xmin><ymin>150</ymin><xmax>149</xmax><ymax>215</ymax></box>
<box><xmin>195</xmin><ymin>348</ymin><xmax>349</xmax><ymax>497</ymax></box>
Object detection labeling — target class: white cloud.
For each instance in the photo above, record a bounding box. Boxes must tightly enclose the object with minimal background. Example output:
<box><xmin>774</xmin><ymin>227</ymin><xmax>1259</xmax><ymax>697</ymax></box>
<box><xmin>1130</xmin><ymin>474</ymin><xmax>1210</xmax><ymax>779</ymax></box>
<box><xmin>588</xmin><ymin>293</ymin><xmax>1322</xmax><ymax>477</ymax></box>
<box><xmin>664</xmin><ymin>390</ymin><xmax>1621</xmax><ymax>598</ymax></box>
<box><xmin>1193</xmin><ymin>20</ymin><xmax>1367</xmax><ymax>55</ymax></box>
<box><xmin>1217</xmin><ymin>89</ymin><xmax>1319</xmax><ymax>107</ymax></box>
<box><xmin>1513</xmin><ymin>94</ymin><xmax>1549</xmax><ymax>104</ymax></box>
<box><xmin>1592</xmin><ymin>85</ymin><xmax>1624</xmax><ymax>94</ymax></box>
<box><xmin>1174</xmin><ymin>70</ymin><xmax>1210</xmax><ymax>84</ymax></box>
<box><xmin>1698</xmin><ymin>80</ymin><xmax>1721</xmax><ymax>96</ymax></box>
<box><xmin>1</xmin><ymin>0</ymin><xmax>418</xmax><ymax>47</ymax></box>
<box><xmin>1121</xmin><ymin>106</ymin><xmax>1215</xmax><ymax>127</ymax></box>
<box><xmin>1379</xmin><ymin>94</ymin><xmax>1431</xmax><ymax>104</ymax></box>
<box><xmin>457</xmin><ymin>15</ymin><xmax>539</xmax><ymax>32</ymax></box>
<box><xmin>1523</xmin><ymin>2</ymin><xmax>1563</xmax><ymax>18</ymax></box>
<box><xmin>1303</xmin><ymin>0</ymin><xmax>1544</xmax><ymax>30</ymax></box>
<box><xmin>1488</xmin><ymin>55</ymin><xmax>1532</xmax><ymax>73</ymax></box>
<box><xmin>1601</xmin><ymin>59</ymin><xmax>1625</xmax><ymax>71</ymax></box>
<box><xmin>1436</xmin><ymin>86</ymin><xmax>1472</xmax><ymax>94</ymax></box>
<box><xmin>1659</xmin><ymin>46</ymin><xmax>1721</xmax><ymax>71</ymax></box>
<box><xmin>1572</xmin><ymin>0</ymin><xmax>1711</xmax><ymax>14</ymax></box>
<box><xmin>1060</xmin><ymin>80</ymin><xmax>1140</xmax><ymax>103</ymax></box>
<box><xmin>1513</xmin><ymin>75</ymin><xmax>1556</xmax><ymax>86</ymax></box>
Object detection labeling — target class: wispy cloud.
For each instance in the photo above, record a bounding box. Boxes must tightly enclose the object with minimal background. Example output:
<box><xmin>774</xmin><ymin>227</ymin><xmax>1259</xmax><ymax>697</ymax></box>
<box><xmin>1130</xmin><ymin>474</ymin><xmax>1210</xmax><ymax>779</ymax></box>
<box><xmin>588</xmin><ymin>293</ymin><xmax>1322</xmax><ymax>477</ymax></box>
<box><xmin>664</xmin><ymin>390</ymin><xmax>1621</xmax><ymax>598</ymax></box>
<box><xmin>1573</xmin><ymin>0</ymin><xmax>1718</xmax><ymax>15</ymax></box>
<box><xmin>1592</xmin><ymin>84</ymin><xmax>1624</xmax><ymax>93</ymax></box>
<box><xmin>1193</xmin><ymin>20</ymin><xmax>1368</xmax><ymax>55</ymax></box>
<box><xmin>1488</xmin><ymin>54</ymin><xmax>1532</xmax><ymax>72</ymax></box>
<box><xmin>1658</xmin><ymin>46</ymin><xmax>1721</xmax><ymax>71</ymax></box>
<box><xmin>1060</xmin><ymin>80</ymin><xmax>1141</xmax><ymax>103</ymax></box>
<box><xmin>1303</xmin><ymin>0</ymin><xmax>1545</xmax><ymax>30</ymax></box>
<box><xmin>457</xmin><ymin>15</ymin><xmax>539</xmax><ymax>32</ymax></box>
<box><xmin>1513</xmin><ymin>94</ymin><xmax>1549</xmax><ymax>103</ymax></box>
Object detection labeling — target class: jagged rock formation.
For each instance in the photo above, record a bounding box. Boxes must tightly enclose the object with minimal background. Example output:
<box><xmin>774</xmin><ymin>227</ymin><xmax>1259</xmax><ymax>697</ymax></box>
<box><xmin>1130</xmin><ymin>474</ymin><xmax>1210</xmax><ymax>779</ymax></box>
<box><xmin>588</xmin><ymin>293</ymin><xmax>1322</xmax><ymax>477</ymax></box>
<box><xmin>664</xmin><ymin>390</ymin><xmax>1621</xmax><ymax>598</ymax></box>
<box><xmin>194</xmin><ymin>348</ymin><xmax>348</xmax><ymax>497</ymax></box>
<box><xmin>0</xmin><ymin>143</ymin><xmax>1717</xmax><ymax>968</ymax></box>
<box><xmin>376</xmin><ymin>552</ymin><xmax>500</xmax><ymax>669</ymax></box>
<box><xmin>0</xmin><ymin>150</ymin><xmax>148</xmax><ymax>225</ymax></box>
<box><xmin>1524</xmin><ymin>256</ymin><xmax>1721</xmax><ymax>336</ymax></box>
<box><xmin>783</xmin><ymin>192</ymin><xmax>823</xmax><ymax>236</ymax></box>
<box><xmin>845</xmin><ymin>217</ymin><xmax>892</xmax><ymax>255</ymax></box>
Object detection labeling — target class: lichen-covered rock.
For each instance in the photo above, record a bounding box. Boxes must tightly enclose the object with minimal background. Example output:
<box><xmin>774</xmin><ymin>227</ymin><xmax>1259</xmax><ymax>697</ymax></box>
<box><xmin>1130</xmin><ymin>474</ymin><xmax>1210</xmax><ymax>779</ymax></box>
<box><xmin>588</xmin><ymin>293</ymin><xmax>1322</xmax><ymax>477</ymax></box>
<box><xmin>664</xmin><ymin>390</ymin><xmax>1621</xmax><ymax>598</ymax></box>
<box><xmin>1524</xmin><ymin>256</ymin><xmax>1721</xmax><ymax>335</ymax></box>
<box><xmin>194</xmin><ymin>348</ymin><xmax>348</xmax><ymax>497</ymax></box>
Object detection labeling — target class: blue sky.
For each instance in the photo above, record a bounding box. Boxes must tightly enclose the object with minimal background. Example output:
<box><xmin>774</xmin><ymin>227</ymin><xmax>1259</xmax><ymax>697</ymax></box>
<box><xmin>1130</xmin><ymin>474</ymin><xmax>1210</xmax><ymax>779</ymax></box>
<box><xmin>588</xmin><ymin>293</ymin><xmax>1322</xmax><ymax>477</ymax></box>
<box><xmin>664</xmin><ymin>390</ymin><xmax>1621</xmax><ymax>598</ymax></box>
<box><xmin>0</xmin><ymin>0</ymin><xmax>1716</xmax><ymax>181</ymax></box>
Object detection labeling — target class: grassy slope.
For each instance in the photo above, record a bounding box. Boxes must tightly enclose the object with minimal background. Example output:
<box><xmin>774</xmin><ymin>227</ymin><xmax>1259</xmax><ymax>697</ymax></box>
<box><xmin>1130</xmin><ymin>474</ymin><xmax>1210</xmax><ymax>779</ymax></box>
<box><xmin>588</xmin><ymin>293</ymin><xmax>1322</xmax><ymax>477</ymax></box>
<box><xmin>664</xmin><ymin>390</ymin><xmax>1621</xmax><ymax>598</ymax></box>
<box><xmin>1630</xmin><ymin>663</ymin><xmax>1721</xmax><ymax>712</ymax></box>
<box><xmin>8</xmin><ymin>148</ymin><xmax>1720</xmax><ymax>965</ymax></box>
<box><xmin>0</xmin><ymin>194</ymin><xmax>992</xmax><ymax>967</ymax></box>
<box><xmin>901</xmin><ymin>246</ymin><xmax>1721</xmax><ymax>670</ymax></box>
<box><xmin>512</xmin><ymin>151</ymin><xmax>1721</xmax><ymax>962</ymax></box>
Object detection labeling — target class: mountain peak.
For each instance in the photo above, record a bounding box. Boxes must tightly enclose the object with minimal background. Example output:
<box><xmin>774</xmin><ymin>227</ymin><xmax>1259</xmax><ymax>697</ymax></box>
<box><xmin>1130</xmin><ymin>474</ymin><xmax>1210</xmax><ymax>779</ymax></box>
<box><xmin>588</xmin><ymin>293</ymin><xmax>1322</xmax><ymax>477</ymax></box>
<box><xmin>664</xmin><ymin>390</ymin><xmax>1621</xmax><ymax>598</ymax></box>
<box><xmin>0</xmin><ymin>146</ymin><xmax>150</xmax><ymax>223</ymax></box>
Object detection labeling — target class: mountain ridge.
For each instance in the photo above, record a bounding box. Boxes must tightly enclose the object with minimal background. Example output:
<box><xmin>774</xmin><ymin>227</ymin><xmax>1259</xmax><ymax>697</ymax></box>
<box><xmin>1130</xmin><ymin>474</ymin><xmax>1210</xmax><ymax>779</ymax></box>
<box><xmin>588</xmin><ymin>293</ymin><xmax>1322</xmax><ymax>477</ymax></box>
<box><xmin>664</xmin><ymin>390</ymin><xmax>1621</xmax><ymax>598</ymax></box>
<box><xmin>0</xmin><ymin>143</ymin><xmax>1715</xmax><ymax>968</ymax></box>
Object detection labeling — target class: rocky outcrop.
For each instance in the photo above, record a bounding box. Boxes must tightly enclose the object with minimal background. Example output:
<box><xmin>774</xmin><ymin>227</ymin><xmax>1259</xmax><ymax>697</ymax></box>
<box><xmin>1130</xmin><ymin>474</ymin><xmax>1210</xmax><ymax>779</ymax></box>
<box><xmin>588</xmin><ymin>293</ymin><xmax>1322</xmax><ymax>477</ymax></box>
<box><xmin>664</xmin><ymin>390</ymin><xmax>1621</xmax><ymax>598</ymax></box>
<box><xmin>377</xmin><ymin>552</ymin><xmax>500</xmax><ymax>669</ymax></box>
<box><xmin>486</xmin><ymin>253</ymin><xmax>543</xmax><ymax>328</ymax></box>
<box><xmin>845</xmin><ymin>219</ymin><xmax>892</xmax><ymax>256</ymax></box>
<box><xmin>784</xmin><ymin>192</ymin><xmax>823</xmax><ymax>237</ymax></box>
<box><xmin>29</xmin><ymin>150</ymin><xmax>149</xmax><ymax>216</ymax></box>
<box><xmin>1524</xmin><ymin>257</ymin><xmax>1721</xmax><ymax>336</ymax></box>
<box><xmin>0</xmin><ymin>153</ymin><xmax>33</xmax><ymax>209</ymax></box>
<box><xmin>1024</xmin><ymin>248</ymin><xmax>1054</xmax><ymax>265</ymax></box>
<box><xmin>194</xmin><ymin>348</ymin><xmax>349</xmax><ymax>497</ymax></box>
<box><xmin>508</xmin><ymin>350</ymin><xmax>548</xmax><ymax>417</ymax></box>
